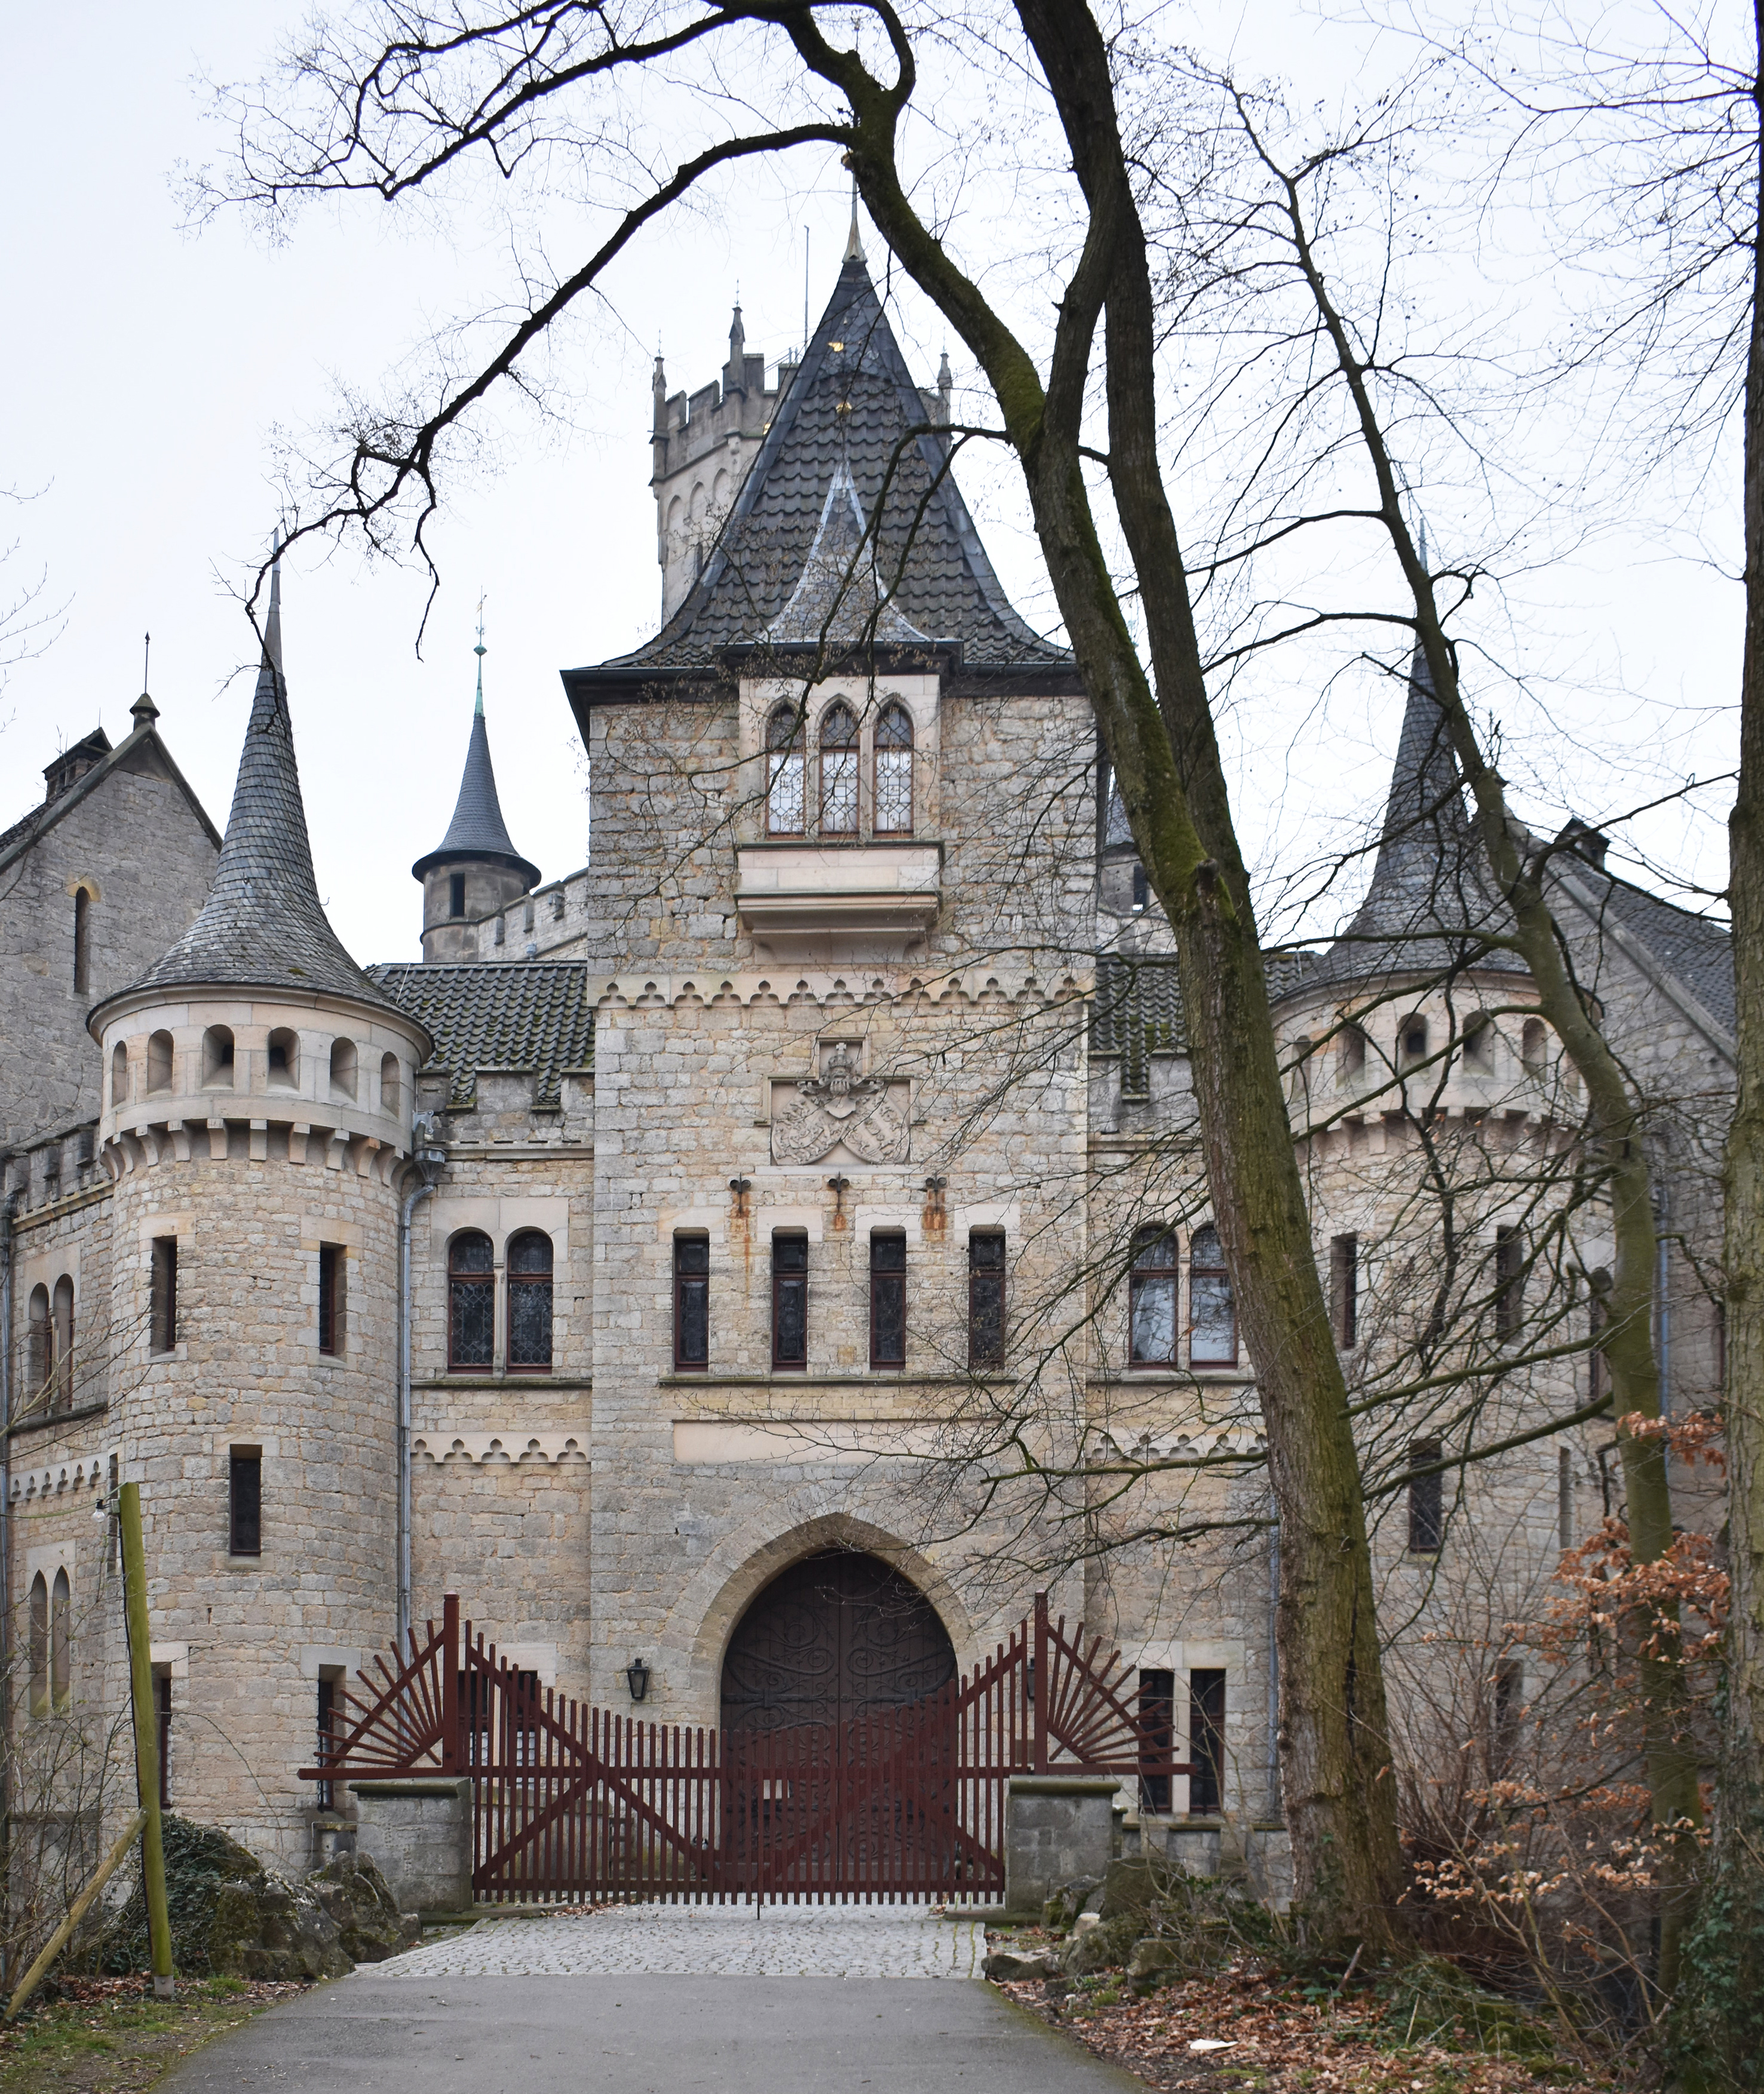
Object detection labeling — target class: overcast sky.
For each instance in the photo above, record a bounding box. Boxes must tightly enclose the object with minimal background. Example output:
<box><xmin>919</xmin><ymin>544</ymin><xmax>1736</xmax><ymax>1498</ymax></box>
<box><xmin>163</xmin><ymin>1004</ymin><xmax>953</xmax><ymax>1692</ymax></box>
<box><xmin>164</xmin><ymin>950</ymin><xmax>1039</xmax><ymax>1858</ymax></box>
<box><xmin>0</xmin><ymin>3</ymin><xmax>1738</xmax><ymax>966</ymax></box>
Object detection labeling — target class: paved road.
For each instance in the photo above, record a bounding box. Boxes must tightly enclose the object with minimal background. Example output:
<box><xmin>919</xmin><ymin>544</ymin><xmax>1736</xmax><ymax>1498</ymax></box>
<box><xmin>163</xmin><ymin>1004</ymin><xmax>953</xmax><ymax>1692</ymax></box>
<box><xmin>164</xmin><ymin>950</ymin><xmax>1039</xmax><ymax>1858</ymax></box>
<box><xmin>163</xmin><ymin>1904</ymin><xmax>1142</xmax><ymax>2094</ymax></box>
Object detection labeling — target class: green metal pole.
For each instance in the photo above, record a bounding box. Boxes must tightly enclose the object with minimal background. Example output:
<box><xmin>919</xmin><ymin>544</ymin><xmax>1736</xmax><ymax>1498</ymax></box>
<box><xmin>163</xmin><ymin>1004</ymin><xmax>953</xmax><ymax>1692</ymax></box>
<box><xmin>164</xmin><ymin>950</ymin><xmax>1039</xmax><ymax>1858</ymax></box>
<box><xmin>118</xmin><ymin>1483</ymin><xmax>173</xmax><ymax>1998</ymax></box>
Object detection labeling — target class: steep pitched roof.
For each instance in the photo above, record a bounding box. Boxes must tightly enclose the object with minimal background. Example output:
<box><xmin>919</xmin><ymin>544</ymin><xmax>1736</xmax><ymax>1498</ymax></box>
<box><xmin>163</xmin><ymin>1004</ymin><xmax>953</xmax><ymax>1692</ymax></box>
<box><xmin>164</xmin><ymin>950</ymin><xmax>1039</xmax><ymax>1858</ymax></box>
<box><xmin>1305</xmin><ymin>645</ymin><xmax>1523</xmax><ymax>991</ymax></box>
<box><xmin>370</xmin><ymin>960</ymin><xmax>594</xmax><ymax>1109</ymax></box>
<box><xmin>0</xmin><ymin>699</ymin><xmax>221</xmax><ymax>877</ymax></box>
<box><xmin>563</xmin><ymin>250</ymin><xmax>1073</xmax><ymax>707</ymax></box>
<box><xmin>412</xmin><ymin>643</ymin><xmax>540</xmax><ymax>886</ymax></box>
<box><xmin>97</xmin><ymin>562</ymin><xmax>404</xmax><ymax>1019</ymax></box>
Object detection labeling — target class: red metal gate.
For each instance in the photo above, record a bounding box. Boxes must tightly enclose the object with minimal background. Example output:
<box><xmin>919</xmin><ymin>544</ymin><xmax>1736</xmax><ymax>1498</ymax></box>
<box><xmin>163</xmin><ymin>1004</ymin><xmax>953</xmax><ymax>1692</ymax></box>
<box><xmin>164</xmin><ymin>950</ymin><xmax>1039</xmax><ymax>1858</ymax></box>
<box><xmin>303</xmin><ymin>1592</ymin><xmax>1186</xmax><ymax>1903</ymax></box>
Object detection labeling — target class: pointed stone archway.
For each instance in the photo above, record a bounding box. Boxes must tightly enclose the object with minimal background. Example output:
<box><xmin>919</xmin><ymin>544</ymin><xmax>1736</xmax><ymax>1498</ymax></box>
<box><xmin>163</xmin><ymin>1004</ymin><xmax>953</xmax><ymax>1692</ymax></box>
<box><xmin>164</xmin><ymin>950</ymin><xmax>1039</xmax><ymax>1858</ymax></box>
<box><xmin>719</xmin><ymin>1550</ymin><xmax>956</xmax><ymax>1734</ymax></box>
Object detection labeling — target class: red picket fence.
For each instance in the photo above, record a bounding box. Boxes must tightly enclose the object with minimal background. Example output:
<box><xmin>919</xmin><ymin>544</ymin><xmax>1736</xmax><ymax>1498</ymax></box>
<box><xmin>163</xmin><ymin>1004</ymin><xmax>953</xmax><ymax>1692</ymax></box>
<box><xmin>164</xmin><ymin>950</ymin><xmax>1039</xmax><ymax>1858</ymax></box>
<box><xmin>303</xmin><ymin>1592</ymin><xmax>1187</xmax><ymax>1903</ymax></box>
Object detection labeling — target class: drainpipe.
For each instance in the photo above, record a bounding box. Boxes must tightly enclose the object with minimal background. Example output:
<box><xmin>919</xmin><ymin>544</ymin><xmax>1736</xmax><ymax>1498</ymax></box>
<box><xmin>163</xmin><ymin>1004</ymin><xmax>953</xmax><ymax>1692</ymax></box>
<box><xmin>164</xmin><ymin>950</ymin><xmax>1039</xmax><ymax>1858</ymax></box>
<box><xmin>1</xmin><ymin>1181</ymin><xmax>17</xmax><ymax>1979</ymax></box>
<box><xmin>397</xmin><ymin>1127</ymin><xmax>446</xmax><ymax>1653</ymax></box>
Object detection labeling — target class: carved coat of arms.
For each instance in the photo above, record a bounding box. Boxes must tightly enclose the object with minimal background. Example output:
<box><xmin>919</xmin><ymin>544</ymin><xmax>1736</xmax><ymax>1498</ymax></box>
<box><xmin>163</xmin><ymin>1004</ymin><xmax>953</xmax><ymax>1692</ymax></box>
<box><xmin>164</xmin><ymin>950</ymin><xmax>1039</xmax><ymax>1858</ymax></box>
<box><xmin>771</xmin><ymin>1043</ymin><xmax>910</xmax><ymax>1166</ymax></box>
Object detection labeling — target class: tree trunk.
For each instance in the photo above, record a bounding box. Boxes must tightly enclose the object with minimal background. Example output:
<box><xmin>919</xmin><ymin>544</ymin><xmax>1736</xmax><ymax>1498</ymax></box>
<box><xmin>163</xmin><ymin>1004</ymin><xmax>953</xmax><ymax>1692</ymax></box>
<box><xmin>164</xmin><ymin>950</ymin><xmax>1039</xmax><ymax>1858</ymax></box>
<box><xmin>796</xmin><ymin>0</ymin><xmax>1406</xmax><ymax>1943</ymax></box>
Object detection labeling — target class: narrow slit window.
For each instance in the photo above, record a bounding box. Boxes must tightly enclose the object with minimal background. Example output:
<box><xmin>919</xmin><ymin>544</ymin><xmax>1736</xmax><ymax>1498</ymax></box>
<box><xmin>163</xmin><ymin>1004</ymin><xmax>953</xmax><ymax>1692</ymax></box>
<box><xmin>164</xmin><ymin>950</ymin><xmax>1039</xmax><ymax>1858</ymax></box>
<box><xmin>969</xmin><ymin>1232</ymin><xmax>1007</xmax><ymax>1367</ymax></box>
<box><xmin>51</xmin><ymin>1275</ymin><xmax>74</xmax><ymax>1410</ymax></box>
<box><xmin>28</xmin><ymin>1573</ymin><xmax>48</xmax><ymax>1718</ymax></box>
<box><xmin>1408</xmin><ymin>1438</ymin><xmax>1444</xmax><ymax>1553</ymax></box>
<box><xmin>315</xmin><ymin>1672</ymin><xmax>342</xmax><ymax>1810</ymax></box>
<box><xmin>318</xmin><ymin>1243</ymin><xmax>345</xmax><ymax>1357</ymax></box>
<box><xmin>674</xmin><ymin>1235</ymin><xmax>709</xmax><ymax>1371</ymax></box>
<box><xmin>151</xmin><ymin>1236</ymin><xmax>177</xmax><ymax>1354</ymax></box>
<box><xmin>147</xmin><ymin>1029</ymin><xmax>173</xmax><ymax>1094</ymax></box>
<box><xmin>27</xmin><ymin>1284</ymin><xmax>49</xmax><ymax>1393</ymax></box>
<box><xmin>267</xmin><ymin>1028</ymin><xmax>299</xmax><ymax>1088</ymax></box>
<box><xmin>73</xmin><ymin>887</ymin><xmax>91</xmax><ymax>994</ymax></box>
<box><xmin>1188</xmin><ymin>1669</ymin><xmax>1225</xmax><ymax>1816</ymax></box>
<box><xmin>229</xmin><ymin>1450</ymin><xmax>262</xmax><ymax>1557</ymax></box>
<box><xmin>507</xmin><ymin>1230</ymin><xmax>554</xmax><ymax>1371</ymax></box>
<box><xmin>447</xmin><ymin>1231</ymin><xmax>495</xmax><ymax>1371</ymax></box>
<box><xmin>50</xmin><ymin>1569</ymin><xmax>72</xmax><ymax>1712</ymax></box>
<box><xmin>870</xmin><ymin>1233</ymin><xmax>906</xmax><ymax>1368</ymax></box>
<box><xmin>1330</xmin><ymin>1233</ymin><xmax>1358</xmax><ymax>1350</ymax></box>
<box><xmin>1495</xmin><ymin>1226</ymin><xmax>1524</xmax><ymax>1339</ymax></box>
<box><xmin>1137</xmin><ymin>1668</ymin><xmax>1175</xmax><ymax>1814</ymax></box>
<box><xmin>202</xmin><ymin>1025</ymin><xmax>234</xmax><ymax>1088</ymax></box>
<box><xmin>772</xmin><ymin>1233</ymin><xmax>808</xmax><ymax>1370</ymax></box>
<box><xmin>111</xmin><ymin>1041</ymin><xmax>129</xmax><ymax>1109</ymax></box>
<box><xmin>329</xmin><ymin>1037</ymin><xmax>358</xmax><ymax>1100</ymax></box>
<box><xmin>766</xmin><ymin>705</ymin><xmax>805</xmax><ymax>836</ymax></box>
<box><xmin>156</xmin><ymin>1668</ymin><xmax>173</xmax><ymax>1806</ymax></box>
<box><xmin>818</xmin><ymin>701</ymin><xmax>858</xmax><ymax>835</ymax></box>
<box><xmin>379</xmin><ymin>1052</ymin><xmax>401</xmax><ymax>1113</ymax></box>
<box><xmin>874</xmin><ymin>701</ymin><xmax>914</xmax><ymax>834</ymax></box>
<box><xmin>449</xmin><ymin>872</ymin><xmax>466</xmax><ymax>919</ymax></box>
<box><xmin>1189</xmin><ymin>1225</ymin><xmax>1238</xmax><ymax>1366</ymax></box>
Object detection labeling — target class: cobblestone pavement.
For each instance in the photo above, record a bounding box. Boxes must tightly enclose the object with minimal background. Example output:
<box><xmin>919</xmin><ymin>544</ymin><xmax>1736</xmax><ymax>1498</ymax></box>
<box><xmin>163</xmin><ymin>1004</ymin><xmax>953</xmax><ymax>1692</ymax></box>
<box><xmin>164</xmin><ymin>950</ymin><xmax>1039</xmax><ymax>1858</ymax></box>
<box><xmin>383</xmin><ymin>1899</ymin><xmax>986</xmax><ymax>1979</ymax></box>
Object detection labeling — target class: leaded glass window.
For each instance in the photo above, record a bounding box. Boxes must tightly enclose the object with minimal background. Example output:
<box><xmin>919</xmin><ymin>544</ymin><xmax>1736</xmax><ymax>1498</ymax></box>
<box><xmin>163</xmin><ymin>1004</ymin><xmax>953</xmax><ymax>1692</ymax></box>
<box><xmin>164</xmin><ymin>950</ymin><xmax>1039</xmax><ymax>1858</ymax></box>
<box><xmin>875</xmin><ymin>701</ymin><xmax>913</xmax><ymax>833</ymax></box>
<box><xmin>766</xmin><ymin>705</ymin><xmax>804</xmax><ymax>835</ymax></box>
<box><xmin>507</xmin><ymin>1230</ymin><xmax>554</xmax><ymax>1371</ymax></box>
<box><xmin>819</xmin><ymin>702</ymin><xmax>858</xmax><ymax>834</ymax></box>
<box><xmin>449</xmin><ymin>1230</ymin><xmax>495</xmax><ymax>1371</ymax></box>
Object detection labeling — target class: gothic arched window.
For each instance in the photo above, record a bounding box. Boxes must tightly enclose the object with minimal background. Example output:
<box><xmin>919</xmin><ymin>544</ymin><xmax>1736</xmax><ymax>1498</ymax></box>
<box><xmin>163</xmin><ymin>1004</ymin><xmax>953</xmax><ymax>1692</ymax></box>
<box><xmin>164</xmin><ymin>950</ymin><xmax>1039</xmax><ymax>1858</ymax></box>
<box><xmin>28</xmin><ymin>1573</ymin><xmax>49</xmax><ymax>1718</ymax></box>
<box><xmin>875</xmin><ymin>701</ymin><xmax>914</xmax><ymax>834</ymax></box>
<box><xmin>766</xmin><ymin>705</ymin><xmax>804</xmax><ymax>836</ymax></box>
<box><xmin>51</xmin><ymin>1276</ymin><xmax>74</xmax><ymax>1411</ymax></box>
<box><xmin>507</xmin><ymin>1230</ymin><xmax>554</xmax><ymax>1372</ymax></box>
<box><xmin>448</xmin><ymin>1231</ymin><xmax>495</xmax><ymax>1372</ymax></box>
<box><xmin>818</xmin><ymin>702</ymin><xmax>858</xmax><ymax>834</ymax></box>
<box><xmin>1128</xmin><ymin>1227</ymin><xmax>1178</xmax><ymax>1367</ymax></box>
<box><xmin>51</xmin><ymin>1569</ymin><xmax>72</xmax><ymax>1711</ymax></box>
<box><xmin>27</xmin><ymin>1284</ymin><xmax>50</xmax><ymax>1396</ymax></box>
<box><xmin>112</xmin><ymin>1041</ymin><xmax>129</xmax><ymax>1109</ymax></box>
<box><xmin>1189</xmin><ymin>1225</ymin><xmax>1238</xmax><ymax>1366</ymax></box>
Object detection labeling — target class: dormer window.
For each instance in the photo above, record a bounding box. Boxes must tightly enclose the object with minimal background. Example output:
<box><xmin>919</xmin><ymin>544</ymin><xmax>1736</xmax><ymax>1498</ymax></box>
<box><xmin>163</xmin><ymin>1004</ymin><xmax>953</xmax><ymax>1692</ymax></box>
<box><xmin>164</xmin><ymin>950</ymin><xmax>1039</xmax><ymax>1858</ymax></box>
<box><xmin>819</xmin><ymin>702</ymin><xmax>858</xmax><ymax>834</ymax></box>
<box><xmin>766</xmin><ymin>705</ymin><xmax>805</xmax><ymax>836</ymax></box>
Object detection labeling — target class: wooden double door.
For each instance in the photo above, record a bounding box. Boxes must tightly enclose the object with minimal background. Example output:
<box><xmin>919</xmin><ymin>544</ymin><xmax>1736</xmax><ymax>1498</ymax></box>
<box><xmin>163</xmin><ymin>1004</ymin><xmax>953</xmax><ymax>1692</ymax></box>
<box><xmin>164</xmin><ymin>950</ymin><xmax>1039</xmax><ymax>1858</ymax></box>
<box><xmin>719</xmin><ymin>1551</ymin><xmax>961</xmax><ymax>1892</ymax></box>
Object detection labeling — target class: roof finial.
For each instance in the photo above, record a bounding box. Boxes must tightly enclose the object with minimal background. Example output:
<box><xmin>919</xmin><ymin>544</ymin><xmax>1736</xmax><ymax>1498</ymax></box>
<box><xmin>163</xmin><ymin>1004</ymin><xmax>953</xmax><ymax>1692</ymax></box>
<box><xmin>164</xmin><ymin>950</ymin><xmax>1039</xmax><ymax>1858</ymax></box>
<box><xmin>131</xmin><ymin>630</ymin><xmax>159</xmax><ymax>725</ymax></box>
<box><xmin>474</xmin><ymin>593</ymin><xmax>487</xmax><ymax>719</ymax></box>
<box><xmin>845</xmin><ymin>165</ymin><xmax>864</xmax><ymax>263</ymax></box>
<box><xmin>1418</xmin><ymin>513</ymin><xmax>1429</xmax><ymax>572</ymax></box>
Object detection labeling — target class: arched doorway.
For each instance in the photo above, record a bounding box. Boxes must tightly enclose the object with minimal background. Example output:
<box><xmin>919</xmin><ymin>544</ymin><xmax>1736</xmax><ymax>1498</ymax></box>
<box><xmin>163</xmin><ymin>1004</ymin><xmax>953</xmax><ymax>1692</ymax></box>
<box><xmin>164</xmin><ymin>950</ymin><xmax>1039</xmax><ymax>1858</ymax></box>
<box><xmin>720</xmin><ymin>1550</ymin><xmax>956</xmax><ymax>1733</ymax></box>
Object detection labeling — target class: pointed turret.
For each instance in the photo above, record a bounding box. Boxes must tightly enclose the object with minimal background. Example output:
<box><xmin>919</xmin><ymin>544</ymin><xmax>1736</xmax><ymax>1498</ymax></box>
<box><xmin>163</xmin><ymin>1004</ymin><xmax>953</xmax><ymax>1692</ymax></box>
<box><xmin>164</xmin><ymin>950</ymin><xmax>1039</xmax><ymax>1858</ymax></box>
<box><xmin>1312</xmin><ymin>642</ymin><xmax>1520</xmax><ymax>987</ymax></box>
<box><xmin>102</xmin><ymin>551</ymin><xmax>400</xmax><ymax>1012</ymax></box>
<box><xmin>570</xmin><ymin>245</ymin><xmax>1070</xmax><ymax>705</ymax></box>
<box><xmin>412</xmin><ymin>618</ymin><xmax>540</xmax><ymax>962</ymax></box>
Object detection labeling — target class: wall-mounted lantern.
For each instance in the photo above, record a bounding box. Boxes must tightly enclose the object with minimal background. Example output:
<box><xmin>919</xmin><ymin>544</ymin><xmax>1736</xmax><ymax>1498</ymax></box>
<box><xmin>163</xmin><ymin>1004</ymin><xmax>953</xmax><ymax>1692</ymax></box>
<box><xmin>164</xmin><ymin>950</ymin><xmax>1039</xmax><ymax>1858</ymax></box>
<box><xmin>625</xmin><ymin>1657</ymin><xmax>652</xmax><ymax>1703</ymax></box>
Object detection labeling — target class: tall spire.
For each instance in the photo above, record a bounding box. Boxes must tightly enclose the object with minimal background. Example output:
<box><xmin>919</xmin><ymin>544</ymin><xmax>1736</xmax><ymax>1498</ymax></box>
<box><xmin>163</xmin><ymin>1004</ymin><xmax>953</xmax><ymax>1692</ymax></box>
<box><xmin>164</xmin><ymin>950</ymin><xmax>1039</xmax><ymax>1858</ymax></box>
<box><xmin>100</xmin><ymin>539</ymin><xmax>400</xmax><ymax>1012</ymax></box>
<box><xmin>410</xmin><ymin>620</ymin><xmax>540</xmax><ymax>891</ymax></box>
<box><xmin>845</xmin><ymin>168</ymin><xmax>865</xmax><ymax>262</ymax></box>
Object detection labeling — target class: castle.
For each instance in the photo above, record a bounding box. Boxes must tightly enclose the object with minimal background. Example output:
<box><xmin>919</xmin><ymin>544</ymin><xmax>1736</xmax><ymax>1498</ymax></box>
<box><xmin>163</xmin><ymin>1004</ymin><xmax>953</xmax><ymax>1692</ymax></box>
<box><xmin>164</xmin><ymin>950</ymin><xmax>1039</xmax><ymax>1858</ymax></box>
<box><xmin>0</xmin><ymin>237</ymin><xmax>1734</xmax><ymax>1887</ymax></box>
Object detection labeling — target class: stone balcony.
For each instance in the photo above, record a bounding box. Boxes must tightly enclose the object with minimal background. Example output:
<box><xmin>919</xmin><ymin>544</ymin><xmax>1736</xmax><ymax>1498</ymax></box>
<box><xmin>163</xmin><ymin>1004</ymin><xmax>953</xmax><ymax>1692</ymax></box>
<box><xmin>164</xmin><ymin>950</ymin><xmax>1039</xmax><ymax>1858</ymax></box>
<box><xmin>734</xmin><ymin>841</ymin><xmax>942</xmax><ymax>959</ymax></box>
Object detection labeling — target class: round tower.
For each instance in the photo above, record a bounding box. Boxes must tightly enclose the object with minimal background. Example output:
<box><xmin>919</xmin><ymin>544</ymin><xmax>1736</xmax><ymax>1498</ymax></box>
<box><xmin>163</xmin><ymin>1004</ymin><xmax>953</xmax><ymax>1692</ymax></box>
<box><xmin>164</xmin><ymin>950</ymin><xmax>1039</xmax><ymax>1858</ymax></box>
<box><xmin>411</xmin><ymin>619</ymin><xmax>539</xmax><ymax>959</ymax></box>
<box><xmin>90</xmin><ymin>554</ymin><xmax>432</xmax><ymax>1866</ymax></box>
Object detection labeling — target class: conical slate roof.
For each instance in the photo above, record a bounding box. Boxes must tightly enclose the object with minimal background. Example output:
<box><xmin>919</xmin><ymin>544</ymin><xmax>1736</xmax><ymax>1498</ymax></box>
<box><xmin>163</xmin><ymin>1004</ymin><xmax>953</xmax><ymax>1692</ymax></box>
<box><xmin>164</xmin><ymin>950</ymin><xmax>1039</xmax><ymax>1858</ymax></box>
<box><xmin>1308</xmin><ymin>643</ymin><xmax>1522</xmax><ymax>988</ymax></box>
<box><xmin>412</xmin><ymin>655</ymin><xmax>539</xmax><ymax>886</ymax></box>
<box><xmin>101</xmin><ymin>560</ymin><xmax>403</xmax><ymax>1016</ymax></box>
<box><xmin>565</xmin><ymin>249</ymin><xmax>1073</xmax><ymax>702</ymax></box>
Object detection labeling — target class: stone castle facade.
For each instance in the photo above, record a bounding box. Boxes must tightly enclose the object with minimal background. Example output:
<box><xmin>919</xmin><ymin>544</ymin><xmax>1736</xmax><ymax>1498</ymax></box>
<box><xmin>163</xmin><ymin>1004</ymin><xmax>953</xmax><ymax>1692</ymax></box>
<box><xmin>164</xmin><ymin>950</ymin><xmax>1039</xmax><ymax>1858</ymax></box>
<box><xmin>0</xmin><ymin>238</ymin><xmax>1734</xmax><ymax>1884</ymax></box>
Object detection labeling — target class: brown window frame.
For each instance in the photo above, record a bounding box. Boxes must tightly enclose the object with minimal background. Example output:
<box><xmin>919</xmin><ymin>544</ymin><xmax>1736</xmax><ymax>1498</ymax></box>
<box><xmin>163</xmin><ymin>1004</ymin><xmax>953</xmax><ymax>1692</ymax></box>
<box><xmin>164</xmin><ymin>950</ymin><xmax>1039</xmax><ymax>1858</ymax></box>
<box><xmin>870</xmin><ymin>1232</ymin><xmax>907</xmax><ymax>1369</ymax></box>
<box><xmin>1188</xmin><ymin>1669</ymin><xmax>1225</xmax><ymax>1816</ymax></box>
<box><xmin>673</xmin><ymin>1235</ymin><xmax>710</xmax><ymax>1371</ymax></box>
<box><xmin>772</xmin><ymin>1233</ymin><xmax>808</xmax><ymax>1371</ymax></box>
<box><xmin>447</xmin><ymin>1230</ymin><xmax>495</xmax><ymax>1373</ymax></box>
<box><xmin>506</xmin><ymin>1229</ymin><xmax>554</xmax><ymax>1373</ymax></box>
<box><xmin>1128</xmin><ymin>1226</ymin><xmax>1179</xmax><ymax>1368</ymax></box>
<box><xmin>1137</xmin><ymin>1667</ymin><xmax>1175</xmax><ymax>1814</ymax></box>
<box><xmin>1188</xmin><ymin>1226</ymin><xmax>1238</xmax><ymax>1367</ymax></box>
<box><xmin>1330</xmin><ymin>1233</ymin><xmax>1358</xmax><ymax>1350</ymax></box>
<box><xmin>968</xmin><ymin>1231</ymin><xmax>1007</xmax><ymax>1367</ymax></box>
